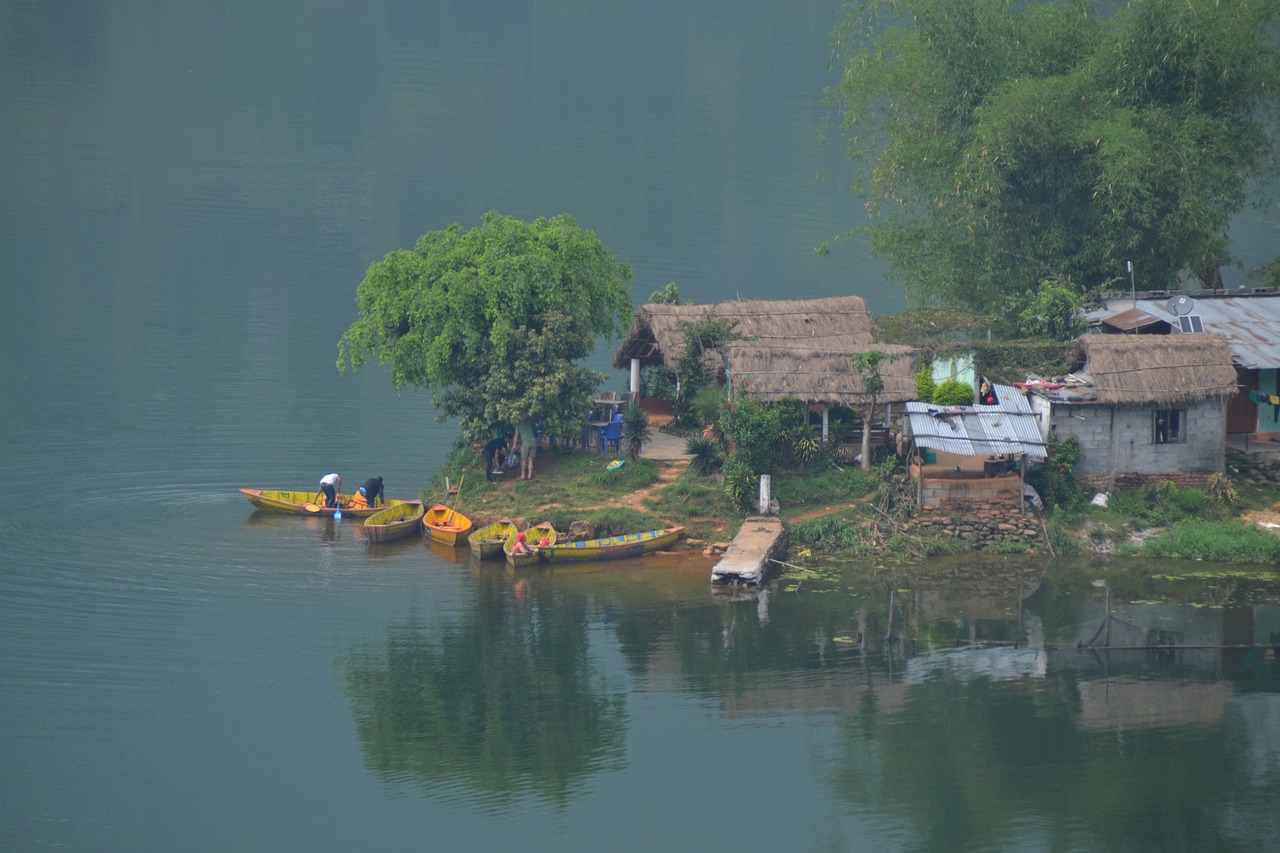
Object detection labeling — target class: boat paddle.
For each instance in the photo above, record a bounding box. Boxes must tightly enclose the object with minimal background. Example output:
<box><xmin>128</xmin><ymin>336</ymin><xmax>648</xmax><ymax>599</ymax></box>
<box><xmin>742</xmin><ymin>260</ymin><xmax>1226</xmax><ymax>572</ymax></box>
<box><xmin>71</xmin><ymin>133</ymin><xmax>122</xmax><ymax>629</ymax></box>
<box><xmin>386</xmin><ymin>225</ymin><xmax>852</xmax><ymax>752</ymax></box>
<box><xmin>446</xmin><ymin>475</ymin><xmax>465</xmax><ymax>525</ymax></box>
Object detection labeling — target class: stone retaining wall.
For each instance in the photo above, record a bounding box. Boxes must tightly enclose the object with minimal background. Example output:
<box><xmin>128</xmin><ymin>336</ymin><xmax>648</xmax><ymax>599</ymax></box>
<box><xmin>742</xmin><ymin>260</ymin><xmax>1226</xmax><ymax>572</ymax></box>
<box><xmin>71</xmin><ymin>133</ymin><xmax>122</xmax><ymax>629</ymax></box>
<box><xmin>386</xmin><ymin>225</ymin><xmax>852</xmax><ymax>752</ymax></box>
<box><xmin>905</xmin><ymin>501</ymin><xmax>1042</xmax><ymax>549</ymax></box>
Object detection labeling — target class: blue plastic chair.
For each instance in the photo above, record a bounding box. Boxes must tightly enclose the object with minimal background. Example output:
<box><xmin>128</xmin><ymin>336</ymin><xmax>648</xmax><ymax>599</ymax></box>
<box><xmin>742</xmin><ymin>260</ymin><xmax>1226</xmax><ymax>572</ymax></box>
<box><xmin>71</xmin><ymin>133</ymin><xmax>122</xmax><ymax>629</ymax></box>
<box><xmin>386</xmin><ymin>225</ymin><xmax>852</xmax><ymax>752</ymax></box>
<box><xmin>599</xmin><ymin>420</ymin><xmax>623</xmax><ymax>454</ymax></box>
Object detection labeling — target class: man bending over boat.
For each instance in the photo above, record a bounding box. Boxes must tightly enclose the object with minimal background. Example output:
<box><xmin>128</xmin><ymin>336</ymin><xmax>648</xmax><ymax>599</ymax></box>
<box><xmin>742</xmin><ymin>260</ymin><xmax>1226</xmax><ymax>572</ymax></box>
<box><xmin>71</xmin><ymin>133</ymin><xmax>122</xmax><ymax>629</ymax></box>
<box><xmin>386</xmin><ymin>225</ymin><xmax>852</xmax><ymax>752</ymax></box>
<box><xmin>354</xmin><ymin>476</ymin><xmax>384</xmax><ymax>509</ymax></box>
<box><xmin>481</xmin><ymin>435</ymin><xmax>508</xmax><ymax>482</ymax></box>
<box><xmin>318</xmin><ymin>472</ymin><xmax>342</xmax><ymax>508</ymax></box>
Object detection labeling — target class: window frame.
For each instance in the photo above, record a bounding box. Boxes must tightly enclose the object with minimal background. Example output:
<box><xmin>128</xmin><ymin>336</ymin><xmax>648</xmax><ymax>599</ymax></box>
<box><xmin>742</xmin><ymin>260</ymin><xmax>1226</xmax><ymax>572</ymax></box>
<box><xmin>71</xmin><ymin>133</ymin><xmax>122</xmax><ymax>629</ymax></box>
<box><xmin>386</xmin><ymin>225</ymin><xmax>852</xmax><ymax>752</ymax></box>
<box><xmin>1153</xmin><ymin>408</ymin><xmax>1183</xmax><ymax>445</ymax></box>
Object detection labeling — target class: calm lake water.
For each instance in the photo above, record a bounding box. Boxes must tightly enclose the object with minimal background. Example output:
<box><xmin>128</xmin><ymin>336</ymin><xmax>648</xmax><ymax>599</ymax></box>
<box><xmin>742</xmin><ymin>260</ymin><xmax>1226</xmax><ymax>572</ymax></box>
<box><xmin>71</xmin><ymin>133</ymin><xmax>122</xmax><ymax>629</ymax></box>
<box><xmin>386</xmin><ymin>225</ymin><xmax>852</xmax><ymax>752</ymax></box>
<box><xmin>2</xmin><ymin>2</ymin><xmax>1279</xmax><ymax>851</ymax></box>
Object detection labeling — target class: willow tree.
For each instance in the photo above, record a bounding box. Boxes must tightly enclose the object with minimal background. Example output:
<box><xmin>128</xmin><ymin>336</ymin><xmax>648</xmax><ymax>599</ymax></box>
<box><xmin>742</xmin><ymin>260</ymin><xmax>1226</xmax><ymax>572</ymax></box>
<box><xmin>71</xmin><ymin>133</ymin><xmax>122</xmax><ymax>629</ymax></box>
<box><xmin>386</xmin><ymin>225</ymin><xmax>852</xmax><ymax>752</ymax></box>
<box><xmin>338</xmin><ymin>211</ymin><xmax>633</xmax><ymax>440</ymax></box>
<box><xmin>827</xmin><ymin>0</ymin><xmax>1280</xmax><ymax>313</ymax></box>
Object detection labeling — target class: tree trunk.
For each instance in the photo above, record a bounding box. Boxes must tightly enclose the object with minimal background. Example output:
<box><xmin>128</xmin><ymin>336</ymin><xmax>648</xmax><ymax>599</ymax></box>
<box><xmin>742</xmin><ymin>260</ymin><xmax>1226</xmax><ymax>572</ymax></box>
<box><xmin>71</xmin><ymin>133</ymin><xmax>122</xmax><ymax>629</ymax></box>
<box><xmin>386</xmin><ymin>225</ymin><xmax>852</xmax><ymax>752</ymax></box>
<box><xmin>860</xmin><ymin>399</ymin><xmax>876</xmax><ymax>471</ymax></box>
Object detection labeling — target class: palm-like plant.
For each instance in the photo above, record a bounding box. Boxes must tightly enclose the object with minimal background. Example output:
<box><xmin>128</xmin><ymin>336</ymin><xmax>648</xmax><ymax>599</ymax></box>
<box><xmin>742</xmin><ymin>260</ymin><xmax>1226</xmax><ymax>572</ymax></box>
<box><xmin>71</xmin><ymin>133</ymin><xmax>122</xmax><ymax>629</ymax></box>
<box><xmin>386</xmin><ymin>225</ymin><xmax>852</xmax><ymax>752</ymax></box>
<box><xmin>621</xmin><ymin>403</ymin><xmax>652</xmax><ymax>461</ymax></box>
<box><xmin>685</xmin><ymin>435</ymin><xmax>722</xmax><ymax>477</ymax></box>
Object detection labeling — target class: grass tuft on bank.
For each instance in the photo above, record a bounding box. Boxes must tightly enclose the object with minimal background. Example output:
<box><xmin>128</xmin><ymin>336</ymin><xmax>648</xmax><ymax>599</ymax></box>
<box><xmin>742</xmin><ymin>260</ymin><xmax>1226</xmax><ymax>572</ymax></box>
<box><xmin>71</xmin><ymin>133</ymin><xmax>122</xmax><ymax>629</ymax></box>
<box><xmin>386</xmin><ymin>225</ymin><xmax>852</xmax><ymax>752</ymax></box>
<box><xmin>1117</xmin><ymin>519</ymin><xmax>1280</xmax><ymax>563</ymax></box>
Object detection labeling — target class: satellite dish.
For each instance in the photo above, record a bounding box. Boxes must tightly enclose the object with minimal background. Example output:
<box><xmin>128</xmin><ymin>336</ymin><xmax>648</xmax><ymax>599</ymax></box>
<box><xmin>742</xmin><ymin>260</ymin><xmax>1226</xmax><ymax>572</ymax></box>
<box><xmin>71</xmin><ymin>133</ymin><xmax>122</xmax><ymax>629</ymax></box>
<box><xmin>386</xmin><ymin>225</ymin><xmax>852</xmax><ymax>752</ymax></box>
<box><xmin>1167</xmin><ymin>295</ymin><xmax>1195</xmax><ymax>316</ymax></box>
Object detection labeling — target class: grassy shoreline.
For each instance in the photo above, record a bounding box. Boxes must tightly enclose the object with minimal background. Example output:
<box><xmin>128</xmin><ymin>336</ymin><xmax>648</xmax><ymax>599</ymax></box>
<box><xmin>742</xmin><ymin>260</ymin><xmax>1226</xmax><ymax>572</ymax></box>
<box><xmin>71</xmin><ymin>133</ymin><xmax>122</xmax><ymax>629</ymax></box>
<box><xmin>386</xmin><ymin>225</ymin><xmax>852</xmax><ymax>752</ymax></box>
<box><xmin>428</xmin><ymin>443</ymin><xmax>1280</xmax><ymax>567</ymax></box>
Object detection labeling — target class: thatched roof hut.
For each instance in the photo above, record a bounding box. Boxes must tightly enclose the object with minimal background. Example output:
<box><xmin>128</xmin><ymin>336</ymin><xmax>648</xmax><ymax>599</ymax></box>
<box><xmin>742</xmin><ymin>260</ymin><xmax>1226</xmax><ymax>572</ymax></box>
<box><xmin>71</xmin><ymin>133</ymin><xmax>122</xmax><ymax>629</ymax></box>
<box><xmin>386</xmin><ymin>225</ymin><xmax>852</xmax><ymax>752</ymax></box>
<box><xmin>1069</xmin><ymin>334</ymin><xmax>1238</xmax><ymax>405</ymax></box>
<box><xmin>724</xmin><ymin>342</ymin><xmax>917</xmax><ymax>407</ymax></box>
<box><xmin>612</xmin><ymin>295</ymin><xmax>878</xmax><ymax>371</ymax></box>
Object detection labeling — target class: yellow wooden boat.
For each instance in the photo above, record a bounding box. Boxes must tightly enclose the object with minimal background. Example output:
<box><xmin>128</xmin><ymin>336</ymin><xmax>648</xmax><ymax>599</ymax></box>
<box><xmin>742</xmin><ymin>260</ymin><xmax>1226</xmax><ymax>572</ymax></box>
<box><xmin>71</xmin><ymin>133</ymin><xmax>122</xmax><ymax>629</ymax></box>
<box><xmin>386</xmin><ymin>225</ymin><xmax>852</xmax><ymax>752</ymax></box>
<box><xmin>239</xmin><ymin>488</ymin><xmax>415</xmax><ymax>519</ymax></box>
<box><xmin>423</xmin><ymin>504</ymin><xmax>473</xmax><ymax>546</ymax></box>
<box><xmin>505</xmin><ymin>521</ymin><xmax>557</xmax><ymax>568</ymax></box>
<box><xmin>468</xmin><ymin>518</ymin><xmax>519</xmax><ymax>559</ymax></box>
<box><xmin>363</xmin><ymin>501</ymin><xmax>425</xmax><ymax>543</ymax></box>
<box><xmin>539</xmin><ymin>526</ymin><xmax>685</xmax><ymax>562</ymax></box>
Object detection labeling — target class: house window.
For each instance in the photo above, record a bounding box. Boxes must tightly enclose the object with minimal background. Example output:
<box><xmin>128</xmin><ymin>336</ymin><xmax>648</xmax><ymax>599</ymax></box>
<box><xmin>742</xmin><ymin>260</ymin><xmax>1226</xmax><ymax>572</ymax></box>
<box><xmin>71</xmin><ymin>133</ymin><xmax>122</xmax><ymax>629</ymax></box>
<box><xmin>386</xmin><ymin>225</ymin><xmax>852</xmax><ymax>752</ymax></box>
<box><xmin>1153</xmin><ymin>409</ymin><xmax>1183</xmax><ymax>444</ymax></box>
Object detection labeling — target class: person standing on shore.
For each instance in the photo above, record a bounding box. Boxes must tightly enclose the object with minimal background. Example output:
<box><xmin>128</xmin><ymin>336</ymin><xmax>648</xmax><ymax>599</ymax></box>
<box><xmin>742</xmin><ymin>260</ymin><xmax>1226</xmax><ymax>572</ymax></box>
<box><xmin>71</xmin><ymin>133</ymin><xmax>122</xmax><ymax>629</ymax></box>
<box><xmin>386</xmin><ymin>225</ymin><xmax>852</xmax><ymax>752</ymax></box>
<box><xmin>516</xmin><ymin>419</ymin><xmax>538</xmax><ymax>480</ymax></box>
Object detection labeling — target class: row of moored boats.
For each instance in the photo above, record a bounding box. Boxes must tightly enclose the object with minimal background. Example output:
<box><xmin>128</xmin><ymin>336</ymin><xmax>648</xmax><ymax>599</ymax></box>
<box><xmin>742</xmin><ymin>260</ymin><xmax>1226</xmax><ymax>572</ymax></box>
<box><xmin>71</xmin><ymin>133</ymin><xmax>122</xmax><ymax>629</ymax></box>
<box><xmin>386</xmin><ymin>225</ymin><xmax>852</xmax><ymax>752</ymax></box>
<box><xmin>239</xmin><ymin>488</ymin><xmax>685</xmax><ymax>565</ymax></box>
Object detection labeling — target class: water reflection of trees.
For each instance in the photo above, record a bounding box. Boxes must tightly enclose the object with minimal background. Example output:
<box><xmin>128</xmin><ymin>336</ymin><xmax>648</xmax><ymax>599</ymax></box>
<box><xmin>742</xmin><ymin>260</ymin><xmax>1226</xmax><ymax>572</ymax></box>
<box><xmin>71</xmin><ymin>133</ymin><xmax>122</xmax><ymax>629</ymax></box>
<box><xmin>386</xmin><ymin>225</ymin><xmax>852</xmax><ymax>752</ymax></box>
<box><xmin>610</xmin><ymin>559</ymin><xmax>1280</xmax><ymax>851</ymax></box>
<box><xmin>827</xmin><ymin>672</ymin><xmax>1259</xmax><ymax>851</ymax></box>
<box><xmin>342</xmin><ymin>573</ymin><xmax>626</xmax><ymax>806</ymax></box>
<box><xmin>342</xmin><ymin>555</ymin><xmax>1279</xmax><ymax>841</ymax></box>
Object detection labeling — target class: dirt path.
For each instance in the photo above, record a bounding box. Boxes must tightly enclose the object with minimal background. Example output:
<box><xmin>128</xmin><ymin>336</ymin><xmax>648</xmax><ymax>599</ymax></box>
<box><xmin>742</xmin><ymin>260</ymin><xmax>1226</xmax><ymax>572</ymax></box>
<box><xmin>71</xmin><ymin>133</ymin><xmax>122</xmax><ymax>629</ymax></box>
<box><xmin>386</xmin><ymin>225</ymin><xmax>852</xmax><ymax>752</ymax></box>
<box><xmin>615</xmin><ymin>459</ymin><xmax>688</xmax><ymax>510</ymax></box>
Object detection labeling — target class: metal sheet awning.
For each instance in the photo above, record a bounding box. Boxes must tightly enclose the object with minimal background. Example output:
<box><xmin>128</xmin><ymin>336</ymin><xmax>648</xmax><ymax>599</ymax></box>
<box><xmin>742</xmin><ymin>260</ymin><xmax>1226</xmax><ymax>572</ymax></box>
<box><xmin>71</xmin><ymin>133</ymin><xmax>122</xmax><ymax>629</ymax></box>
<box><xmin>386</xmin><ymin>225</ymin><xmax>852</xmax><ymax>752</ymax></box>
<box><xmin>904</xmin><ymin>384</ymin><xmax>1047</xmax><ymax>460</ymax></box>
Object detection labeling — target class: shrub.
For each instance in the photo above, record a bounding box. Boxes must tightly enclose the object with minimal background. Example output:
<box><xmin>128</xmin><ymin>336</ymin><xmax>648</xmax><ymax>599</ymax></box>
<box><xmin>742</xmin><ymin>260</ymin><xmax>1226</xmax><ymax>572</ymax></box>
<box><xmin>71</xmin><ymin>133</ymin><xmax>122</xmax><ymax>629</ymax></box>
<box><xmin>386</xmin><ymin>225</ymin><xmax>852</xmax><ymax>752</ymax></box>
<box><xmin>787</xmin><ymin>423</ymin><xmax>822</xmax><ymax>466</ymax></box>
<box><xmin>931</xmin><ymin>378</ymin><xmax>973</xmax><ymax>405</ymax></box>
<box><xmin>685</xmin><ymin>434</ymin><xmax>722</xmax><ymax>476</ymax></box>
<box><xmin>915</xmin><ymin>363</ymin><xmax>936</xmax><ymax>403</ymax></box>
<box><xmin>641</xmin><ymin>365</ymin><xmax>675</xmax><ymax>400</ymax></box>
<box><xmin>690</xmin><ymin>385</ymin><xmax>725</xmax><ymax>425</ymax></box>
<box><xmin>718</xmin><ymin>389</ymin><xmax>804</xmax><ymax>476</ymax></box>
<box><xmin>1026</xmin><ymin>435</ymin><xmax>1084</xmax><ymax>511</ymax></box>
<box><xmin>790</xmin><ymin>515</ymin><xmax>862</xmax><ymax>550</ymax></box>
<box><xmin>721</xmin><ymin>456</ymin><xmax>756</xmax><ymax>511</ymax></box>
<box><xmin>621</xmin><ymin>402</ymin><xmax>652</xmax><ymax>461</ymax></box>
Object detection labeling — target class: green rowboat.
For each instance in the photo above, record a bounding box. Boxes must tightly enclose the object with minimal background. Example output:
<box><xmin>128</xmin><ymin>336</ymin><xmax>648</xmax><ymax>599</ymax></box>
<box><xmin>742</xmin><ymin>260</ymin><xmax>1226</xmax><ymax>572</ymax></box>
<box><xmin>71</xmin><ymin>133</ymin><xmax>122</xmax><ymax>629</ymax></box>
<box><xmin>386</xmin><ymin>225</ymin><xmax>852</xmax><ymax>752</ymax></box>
<box><xmin>468</xmin><ymin>518</ymin><xmax>519</xmax><ymax>559</ymax></box>
<box><xmin>363</xmin><ymin>501</ymin><xmax>425</xmax><ymax>543</ymax></box>
<box><xmin>539</xmin><ymin>526</ymin><xmax>685</xmax><ymax>562</ymax></box>
<box><xmin>505</xmin><ymin>521</ymin><xmax>557</xmax><ymax>568</ymax></box>
<box><xmin>239</xmin><ymin>488</ymin><xmax>415</xmax><ymax>519</ymax></box>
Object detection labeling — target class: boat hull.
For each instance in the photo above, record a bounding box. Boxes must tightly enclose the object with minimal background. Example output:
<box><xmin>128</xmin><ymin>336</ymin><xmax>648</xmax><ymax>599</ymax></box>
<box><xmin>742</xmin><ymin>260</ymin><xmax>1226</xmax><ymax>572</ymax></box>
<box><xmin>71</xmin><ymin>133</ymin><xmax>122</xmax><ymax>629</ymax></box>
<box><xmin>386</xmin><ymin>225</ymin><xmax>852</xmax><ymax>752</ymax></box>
<box><xmin>540</xmin><ymin>526</ymin><xmax>685</xmax><ymax>562</ymax></box>
<box><xmin>468</xmin><ymin>519</ymin><xmax>518</xmax><ymax>559</ymax></box>
<box><xmin>506</xmin><ymin>522</ymin><xmax>557</xmax><ymax>567</ymax></box>
<box><xmin>240</xmin><ymin>488</ymin><xmax>415</xmax><ymax>519</ymax></box>
<box><xmin>363</xmin><ymin>502</ymin><xmax>425</xmax><ymax>543</ymax></box>
<box><xmin>423</xmin><ymin>504</ymin><xmax>473</xmax><ymax>546</ymax></box>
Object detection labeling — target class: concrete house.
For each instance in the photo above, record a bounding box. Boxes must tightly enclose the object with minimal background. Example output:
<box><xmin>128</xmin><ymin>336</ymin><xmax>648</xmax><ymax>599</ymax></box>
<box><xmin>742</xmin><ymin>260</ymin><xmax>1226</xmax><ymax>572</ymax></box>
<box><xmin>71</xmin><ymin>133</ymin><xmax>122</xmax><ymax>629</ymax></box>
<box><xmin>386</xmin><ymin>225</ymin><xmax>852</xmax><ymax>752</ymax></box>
<box><xmin>1089</xmin><ymin>290</ymin><xmax>1280</xmax><ymax>442</ymax></box>
<box><xmin>1025</xmin><ymin>334</ymin><xmax>1238</xmax><ymax>490</ymax></box>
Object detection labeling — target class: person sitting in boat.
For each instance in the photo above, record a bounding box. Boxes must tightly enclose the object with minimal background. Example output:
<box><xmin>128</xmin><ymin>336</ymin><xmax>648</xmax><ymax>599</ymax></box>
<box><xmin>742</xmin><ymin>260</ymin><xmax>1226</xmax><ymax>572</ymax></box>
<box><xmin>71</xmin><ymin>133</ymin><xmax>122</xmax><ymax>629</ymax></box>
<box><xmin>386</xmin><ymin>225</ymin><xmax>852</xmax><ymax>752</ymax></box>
<box><xmin>352</xmin><ymin>476</ymin><xmax>384</xmax><ymax>509</ymax></box>
<box><xmin>318</xmin><ymin>472</ymin><xmax>342</xmax><ymax>508</ymax></box>
<box><xmin>510</xmin><ymin>531</ymin><xmax>531</xmax><ymax>555</ymax></box>
<box><xmin>481</xmin><ymin>435</ymin><xmax>508</xmax><ymax>482</ymax></box>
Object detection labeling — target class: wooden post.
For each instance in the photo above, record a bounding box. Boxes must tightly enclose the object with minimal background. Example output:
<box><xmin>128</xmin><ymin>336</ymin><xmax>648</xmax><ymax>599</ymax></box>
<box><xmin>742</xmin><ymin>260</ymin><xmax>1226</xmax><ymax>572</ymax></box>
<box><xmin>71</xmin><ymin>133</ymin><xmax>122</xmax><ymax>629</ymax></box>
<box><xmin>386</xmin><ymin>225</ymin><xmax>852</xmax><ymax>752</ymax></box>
<box><xmin>1019</xmin><ymin>454</ymin><xmax>1026</xmax><ymax>512</ymax></box>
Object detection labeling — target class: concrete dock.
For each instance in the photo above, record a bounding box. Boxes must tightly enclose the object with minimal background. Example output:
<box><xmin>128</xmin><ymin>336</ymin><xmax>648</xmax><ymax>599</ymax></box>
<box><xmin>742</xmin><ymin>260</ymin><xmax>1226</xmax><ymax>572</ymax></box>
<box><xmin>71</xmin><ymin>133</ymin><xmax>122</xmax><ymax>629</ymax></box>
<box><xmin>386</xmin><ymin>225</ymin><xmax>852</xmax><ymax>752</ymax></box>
<box><xmin>710</xmin><ymin>516</ymin><xmax>785</xmax><ymax>586</ymax></box>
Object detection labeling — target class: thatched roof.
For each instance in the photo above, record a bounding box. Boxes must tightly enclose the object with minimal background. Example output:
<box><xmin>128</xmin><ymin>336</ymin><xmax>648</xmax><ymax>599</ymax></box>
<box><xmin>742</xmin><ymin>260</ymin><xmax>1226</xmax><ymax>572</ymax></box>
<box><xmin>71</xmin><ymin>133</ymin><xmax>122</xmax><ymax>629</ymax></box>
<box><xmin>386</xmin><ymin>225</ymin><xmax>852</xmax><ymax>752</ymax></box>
<box><xmin>724</xmin><ymin>342</ymin><xmax>917</xmax><ymax>407</ymax></box>
<box><xmin>1068</xmin><ymin>334</ymin><xmax>1238</xmax><ymax>405</ymax></box>
<box><xmin>612</xmin><ymin>295</ymin><xmax>877</xmax><ymax>371</ymax></box>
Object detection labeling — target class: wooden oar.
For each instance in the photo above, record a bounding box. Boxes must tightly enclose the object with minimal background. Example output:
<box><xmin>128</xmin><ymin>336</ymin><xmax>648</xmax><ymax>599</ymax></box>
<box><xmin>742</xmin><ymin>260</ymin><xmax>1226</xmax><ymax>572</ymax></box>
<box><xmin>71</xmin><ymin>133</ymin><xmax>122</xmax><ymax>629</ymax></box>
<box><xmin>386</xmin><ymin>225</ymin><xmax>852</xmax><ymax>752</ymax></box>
<box><xmin>445</xmin><ymin>475</ymin><xmax>465</xmax><ymax>525</ymax></box>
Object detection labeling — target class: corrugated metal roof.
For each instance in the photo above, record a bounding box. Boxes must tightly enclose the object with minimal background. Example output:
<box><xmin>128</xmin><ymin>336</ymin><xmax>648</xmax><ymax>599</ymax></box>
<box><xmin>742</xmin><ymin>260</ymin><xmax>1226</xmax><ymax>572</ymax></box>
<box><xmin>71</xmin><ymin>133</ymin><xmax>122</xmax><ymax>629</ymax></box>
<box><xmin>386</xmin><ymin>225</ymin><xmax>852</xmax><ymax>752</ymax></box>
<box><xmin>1096</xmin><ymin>306</ymin><xmax>1168</xmax><ymax>333</ymax></box>
<box><xmin>1095</xmin><ymin>293</ymin><xmax>1280</xmax><ymax>369</ymax></box>
<box><xmin>905</xmin><ymin>385</ymin><xmax>1047</xmax><ymax>460</ymax></box>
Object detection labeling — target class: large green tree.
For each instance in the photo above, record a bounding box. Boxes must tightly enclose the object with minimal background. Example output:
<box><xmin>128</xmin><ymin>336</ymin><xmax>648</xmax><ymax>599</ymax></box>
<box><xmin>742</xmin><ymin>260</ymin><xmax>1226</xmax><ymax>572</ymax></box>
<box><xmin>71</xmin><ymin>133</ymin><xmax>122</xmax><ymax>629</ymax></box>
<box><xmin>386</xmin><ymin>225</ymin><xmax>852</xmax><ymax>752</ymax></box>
<box><xmin>828</xmin><ymin>0</ymin><xmax>1280</xmax><ymax>313</ymax></box>
<box><xmin>338</xmin><ymin>211</ymin><xmax>633</xmax><ymax>440</ymax></box>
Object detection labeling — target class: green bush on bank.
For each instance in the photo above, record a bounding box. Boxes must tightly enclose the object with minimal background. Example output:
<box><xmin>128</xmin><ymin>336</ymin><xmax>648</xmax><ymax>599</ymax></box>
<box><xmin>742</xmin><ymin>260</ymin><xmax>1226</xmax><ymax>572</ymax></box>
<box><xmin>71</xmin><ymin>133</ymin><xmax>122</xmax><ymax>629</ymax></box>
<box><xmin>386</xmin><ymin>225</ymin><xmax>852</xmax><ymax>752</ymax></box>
<box><xmin>1119</xmin><ymin>520</ymin><xmax>1280</xmax><ymax>563</ymax></box>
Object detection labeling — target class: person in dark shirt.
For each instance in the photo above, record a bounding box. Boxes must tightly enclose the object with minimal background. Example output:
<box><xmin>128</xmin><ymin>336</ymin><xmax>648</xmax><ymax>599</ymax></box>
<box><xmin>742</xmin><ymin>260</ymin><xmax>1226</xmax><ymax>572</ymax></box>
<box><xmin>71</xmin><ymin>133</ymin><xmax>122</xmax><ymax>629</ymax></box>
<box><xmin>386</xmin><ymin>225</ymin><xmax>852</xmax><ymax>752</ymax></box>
<box><xmin>357</xmin><ymin>476</ymin><xmax>384</xmax><ymax>508</ymax></box>
<box><xmin>481</xmin><ymin>435</ymin><xmax>508</xmax><ymax>482</ymax></box>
